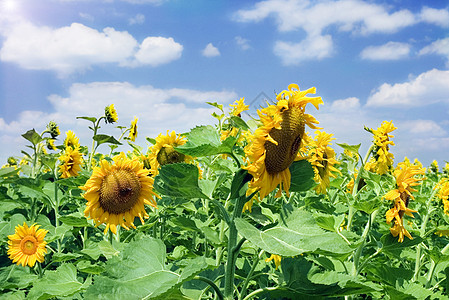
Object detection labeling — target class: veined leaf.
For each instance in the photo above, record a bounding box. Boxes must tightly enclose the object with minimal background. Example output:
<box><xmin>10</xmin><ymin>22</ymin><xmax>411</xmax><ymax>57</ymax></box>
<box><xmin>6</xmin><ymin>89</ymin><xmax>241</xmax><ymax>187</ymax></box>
<box><xmin>235</xmin><ymin>209</ymin><xmax>352</xmax><ymax>257</ymax></box>
<box><xmin>22</xmin><ymin>129</ymin><xmax>42</xmax><ymax>146</ymax></box>
<box><xmin>289</xmin><ymin>160</ymin><xmax>316</xmax><ymax>192</ymax></box>
<box><xmin>337</xmin><ymin>143</ymin><xmax>361</xmax><ymax>154</ymax></box>
<box><xmin>175</xmin><ymin>125</ymin><xmax>236</xmax><ymax>157</ymax></box>
<box><xmin>93</xmin><ymin>134</ymin><xmax>122</xmax><ymax>146</ymax></box>
<box><xmin>154</xmin><ymin>163</ymin><xmax>209</xmax><ymax>199</ymax></box>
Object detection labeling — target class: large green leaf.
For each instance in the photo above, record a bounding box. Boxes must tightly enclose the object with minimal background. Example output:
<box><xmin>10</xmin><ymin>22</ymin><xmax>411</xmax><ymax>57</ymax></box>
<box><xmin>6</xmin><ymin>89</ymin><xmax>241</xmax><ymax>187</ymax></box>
<box><xmin>85</xmin><ymin>237</ymin><xmax>211</xmax><ymax>299</ymax></box>
<box><xmin>154</xmin><ymin>163</ymin><xmax>209</xmax><ymax>199</ymax></box>
<box><xmin>289</xmin><ymin>160</ymin><xmax>315</xmax><ymax>192</ymax></box>
<box><xmin>22</xmin><ymin>129</ymin><xmax>42</xmax><ymax>146</ymax></box>
<box><xmin>175</xmin><ymin>125</ymin><xmax>236</xmax><ymax>157</ymax></box>
<box><xmin>27</xmin><ymin>264</ymin><xmax>87</xmax><ymax>300</ymax></box>
<box><xmin>235</xmin><ymin>209</ymin><xmax>352</xmax><ymax>257</ymax></box>
<box><xmin>0</xmin><ymin>265</ymin><xmax>38</xmax><ymax>290</ymax></box>
<box><xmin>93</xmin><ymin>134</ymin><xmax>122</xmax><ymax>146</ymax></box>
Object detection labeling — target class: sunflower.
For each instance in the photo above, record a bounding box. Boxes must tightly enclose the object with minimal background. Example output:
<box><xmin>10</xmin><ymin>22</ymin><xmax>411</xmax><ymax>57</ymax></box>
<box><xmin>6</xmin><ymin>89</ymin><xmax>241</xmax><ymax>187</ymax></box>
<box><xmin>266</xmin><ymin>254</ymin><xmax>282</xmax><ymax>270</ymax></box>
<box><xmin>80</xmin><ymin>152</ymin><xmax>159</xmax><ymax>234</ymax></box>
<box><xmin>7</xmin><ymin>222</ymin><xmax>48</xmax><ymax>267</ymax></box>
<box><xmin>47</xmin><ymin>121</ymin><xmax>60</xmax><ymax>138</ymax></box>
<box><xmin>384</xmin><ymin>161</ymin><xmax>425</xmax><ymax>242</ymax></box>
<box><xmin>64</xmin><ymin>130</ymin><xmax>80</xmax><ymax>149</ymax></box>
<box><xmin>306</xmin><ymin>130</ymin><xmax>341</xmax><ymax>194</ymax></box>
<box><xmin>128</xmin><ymin>117</ymin><xmax>138</xmax><ymax>142</ymax></box>
<box><xmin>430</xmin><ymin>160</ymin><xmax>439</xmax><ymax>174</ymax></box>
<box><xmin>436</xmin><ymin>178</ymin><xmax>449</xmax><ymax>215</ymax></box>
<box><xmin>105</xmin><ymin>104</ymin><xmax>118</xmax><ymax>124</ymax></box>
<box><xmin>230</xmin><ymin>98</ymin><xmax>249</xmax><ymax>117</ymax></box>
<box><xmin>59</xmin><ymin>146</ymin><xmax>83</xmax><ymax>178</ymax></box>
<box><xmin>148</xmin><ymin>130</ymin><xmax>191</xmax><ymax>176</ymax></box>
<box><xmin>367</xmin><ymin>121</ymin><xmax>397</xmax><ymax>175</ymax></box>
<box><xmin>46</xmin><ymin>139</ymin><xmax>57</xmax><ymax>151</ymax></box>
<box><xmin>243</xmin><ymin>84</ymin><xmax>322</xmax><ymax>201</ymax></box>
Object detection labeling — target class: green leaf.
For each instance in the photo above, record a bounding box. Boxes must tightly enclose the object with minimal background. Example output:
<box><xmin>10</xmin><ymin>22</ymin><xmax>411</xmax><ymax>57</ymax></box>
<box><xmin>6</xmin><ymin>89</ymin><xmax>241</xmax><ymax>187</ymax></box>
<box><xmin>337</xmin><ymin>143</ymin><xmax>361</xmax><ymax>154</ymax></box>
<box><xmin>229</xmin><ymin>168</ymin><xmax>252</xmax><ymax>200</ymax></box>
<box><xmin>76</xmin><ymin>116</ymin><xmax>97</xmax><ymax>123</ymax></box>
<box><xmin>146</xmin><ymin>137</ymin><xmax>157</xmax><ymax>145</ymax></box>
<box><xmin>229</xmin><ymin>116</ymin><xmax>249</xmax><ymax>130</ymax></box>
<box><xmin>22</xmin><ymin>129</ymin><xmax>43</xmax><ymax>146</ymax></box>
<box><xmin>27</xmin><ymin>264</ymin><xmax>85</xmax><ymax>300</ymax></box>
<box><xmin>59</xmin><ymin>213</ymin><xmax>90</xmax><ymax>227</ymax></box>
<box><xmin>0</xmin><ymin>167</ymin><xmax>19</xmax><ymax>178</ymax></box>
<box><xmin>98</xmin><ymin>240</ymin><xmax>121</xmax><ymax>259</ymax></box>
<box><xmin>85</xmin><ymin>237</ymin><xmax>211</xmax><ymax>299</ymax></box>
<box><xmin>154</xmin><ymin>163</ymin><xmax>209</xmax><ymax>199</ymax></box>
<box><xmin>289</xmin><ymin>160</ymin><xmax>316</xmax><ymax>192</ymax></box>
<box><xmin>365</xmin><ymin>263</ymin><xmax>413</xmax><ymax>286</ymax></box>
<box><xmin>77</xmin><ymin>261</ymin><xmax>106</xmax><ymax>275</ymax></box>
<box><xmin>0</xmin><ymin>214</ymin><xmax>27</xmax><ymax>241</ymax></box>
<box><xmin>206</xmin><ymin>101</ymin><xmax>223</xmax><ymax>112</ymax></box>
<box><xmin>235</xmin><ymin>209</ymin><xmax>352</xmax><ymax>257</ymax></box>
<box><xmin>0</xmin><ymin>265</ymin><xmax>38</xmax><ymax>290</ymax></box>
<box><xmin>52</xmin><ymin>253</ymin><xmax>83</xmax><ymax>263</ymax></box>
<box><xmin>381</xmin><ymin>233</ymin><xmax>423</xmax><ymax>258</ymax></box>
<box><xmin>175</xmin><ymin>125</ymin><xmax>236</xmax><ymax>157</ymax></box>
<box><xmin>93</xmin><ymin>134</ymin><xmax>122</xmax><ymax>146</ymax></box>
<box><xmin>314</xmin><ymin>213</ymin><xmax>345</xmax><ymax>233</ymax></box>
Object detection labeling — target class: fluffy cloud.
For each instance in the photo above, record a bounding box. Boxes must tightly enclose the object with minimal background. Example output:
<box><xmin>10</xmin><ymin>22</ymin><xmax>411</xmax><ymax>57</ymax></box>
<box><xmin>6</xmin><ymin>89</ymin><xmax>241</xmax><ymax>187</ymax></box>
<box><xmin>360</xmin><ymin>41</ymin><xmax>411</xmax><ymax>60</ymax></box>
<box><xmin>419</xmin><ymin>37</ymin><xmax>449</xmax><ymax>67</ymax></box>
<box><xmin>0</xmin><ymin>82</ymin><xmax>238</xmax><ymax>163</ymax></box>
<box><xmin>0</xmin><ymin>20</ymin><xmax>183</xmax><ymax>75</ymax></box>
<box><xmin>234</xmin><ymin>0</ymin><xmax>448</xmax><ymax>65</ymax></box>
<box><xmin>274</xmin><ymin>34</ymin><xmax>333</xmax><ymax>65</ymax></box>
<box><xmin>366</xmin><ymin>69</ymin><xmax>449</xmax><ymax>107</ymax></box>
<box><xmin>202</xmin><ymin>43</ymin><xmax>220</xmax><ymax>57</ymax></box>
<box><xmin>129</xmin><ymin>13</ymin><xmax>145</xmax><ymax>25</ymax></box>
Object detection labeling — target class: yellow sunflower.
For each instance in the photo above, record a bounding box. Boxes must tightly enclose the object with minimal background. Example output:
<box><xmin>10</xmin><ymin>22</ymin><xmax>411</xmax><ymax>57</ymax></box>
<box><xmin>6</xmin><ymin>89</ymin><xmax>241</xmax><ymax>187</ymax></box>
<box><xmin>105</xmin><ymin>104</ymin><xmax>118</xmax><ymax>124</ymax></box>
<box><xmin>46</xmin><ymin>139</ymin><xmax>57</xmax><ymax>151</ymax></box>
<box><xmin>306</xmin><ymin>130</ymin><xmax>341</xmax><ymax>194</ymax></box>
<box><xmin>80</xmin><ymin>152</ymin><xmax>159</xmax><ymax>234</ymax></box>
<box><xmin>230</xmin><ymin>98</ymin><xmax>249</xmax><ymax>117</ymax></box>
<box><xmin>128</xmin><ymin>117</ymin><xmax>138</xmax><ymax>142</ymax></box>
<box><xmin>7</xmin><ymin>222</ymin><xmax>48</xmax><ymax>267</ymax></box>
<box><xmin>384</xmin><ymin>161</ymin><xmax>425</xmax><ymax>242</ymax></box>
<box><xmin>436</xmin><ymin>178</ymin><xmax>449</xmax><ymax>215</ymax></box>
<box><xmin>64</xmin><ymin>130</ymin><xmax>80</xmax><ymax>149</ymax></box>
<box><xmin>148</xmin><ymin>130</ymin><xmax>192</xmax><ymax>176</ymax></box>
<box><xmin>59</xmin><ymin>146</ymin><xmax>83</xmax><ymax>178</ymax></box>
<box><xmin>430</xmin><ymin>160</ymin><xmax>439</xmax><ymax>174</ymax></box>
<box><xmin>266</xmin><ymin>254</ymin><xmax>282</xmax><ymax>270</ymax></box>
<box><xmin>243</xmin><ymin>84</ymin><xmax>322</xmax><ymax>201</ymax></box>
<box><xmin>367</xmin><ymin>121</ymin><xmax>397</xmax><ymax>175</ymax></box>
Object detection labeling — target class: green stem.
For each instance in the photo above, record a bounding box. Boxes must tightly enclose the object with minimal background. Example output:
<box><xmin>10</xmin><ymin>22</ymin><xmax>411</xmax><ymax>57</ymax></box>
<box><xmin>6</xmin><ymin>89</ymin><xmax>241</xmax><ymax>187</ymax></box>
<box><xmin>54</xmin><ymin>171</ymin><xmax>61</xmax><ymax>253</ymax></box>
<box><xmin>87</xmin><ymin>117</ymin><xmax>103</xmax><ymax>171</ymax></box>
<box><xmin>425</xmin><ymin>259</ymin><xmax>437</xmax><ymax>288</ymax></box>
<box><xmin>352</xmin><ymin>209</ymin><xmax>378</xmax><ymax>276</ymax></box>
<box><xmin>224</xmin><ymin>195</ymin><xmax>246</xmax><ymax>299</ymax></box>
<box><xmin>193</xmin><ymin>276</ymin><xmax>224</xmax><ymax>300</ymax></box>
<box><xmin>242</xmin><ymin>287</ymin><xmax>278</xmax><ymax>300</ymax></box>
<box><xmin>239</xmin><ymin>250</ymin><xmax>264</xmax><ymax>300</ymax></box>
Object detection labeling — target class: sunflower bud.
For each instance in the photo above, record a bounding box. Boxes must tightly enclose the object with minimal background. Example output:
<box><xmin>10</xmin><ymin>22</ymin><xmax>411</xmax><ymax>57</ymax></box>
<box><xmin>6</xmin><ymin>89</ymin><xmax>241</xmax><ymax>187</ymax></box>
<box><xmin>47</xmin><ymin>121</ymin><xmax>60</xmax><ymax>138</ymax></box>
<box><xmin>105</xmin><ymin>104</ymin><xmax>118</xmax><ymax>124</ymax></box>
<box><xmin>156</xmin><ymin>147</ymin><xmax>185</xmax><ymax>166</ymax></box>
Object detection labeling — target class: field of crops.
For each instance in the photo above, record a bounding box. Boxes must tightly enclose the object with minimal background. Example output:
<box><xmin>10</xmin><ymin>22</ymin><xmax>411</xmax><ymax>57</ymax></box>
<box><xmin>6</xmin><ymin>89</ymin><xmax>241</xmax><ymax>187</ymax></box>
<box><xmin>1</xmin><ymin>84</ymin><xmax>448</xmax><ymax>299</ymax></box>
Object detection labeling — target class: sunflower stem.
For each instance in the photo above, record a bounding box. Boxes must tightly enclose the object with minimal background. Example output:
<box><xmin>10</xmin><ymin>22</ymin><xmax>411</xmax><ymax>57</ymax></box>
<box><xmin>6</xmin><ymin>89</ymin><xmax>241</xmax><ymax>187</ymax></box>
<box><xmin>224</xmin><ymin>194</ymin><xmax>246</xmax><ymax>299</ymax></box>
<box><xmin>239</xmin><ymin>250</ymin><xmax>264</xmax><ymax>300</ymax></box>
<box><xmin>352</xmin><ymin>208</ymin><xmax>378</xmax><ymax>276</ymax></box>
<box><xmin>53</xmin><ymin>169</ymin><xmax>61</xmax><ymax>253</ymax></box>
<box><xmin>87</xmin><ymin>117</ymin><xmax>103</xmax><ymax>172</ymax></box>
<box><xmin>193</xmin><ymin>276</ymin><xmax>224</xmax><ymax>300</ymax></box>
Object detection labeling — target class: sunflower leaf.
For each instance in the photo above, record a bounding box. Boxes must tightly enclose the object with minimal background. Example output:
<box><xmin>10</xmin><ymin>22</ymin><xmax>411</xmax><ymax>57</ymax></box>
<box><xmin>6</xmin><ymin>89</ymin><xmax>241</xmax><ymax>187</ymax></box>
<box><xmin>93</xmin><ymin>134</ymin><xmax>122</xmax><ymax>146</ymax></box>
<box><xmin>235</xmin><ymin>209</ymin><xmax>353</xmax><ymax>257</ymax></box>
<box><xmin>229</xmin><ymin>116</ymin><xmax>250</xmax><ymax>130</ymax></box>
<box><xmin>85</xmin><ymin>237</ymin><xmax>212</xmax><ymax>300</ymax></box>
<box><xmin>21</xmin><ymin>129</ymin><xmax>43</xmax><ymax>146</ymax></box>
<box><xmin>289</xmin><ymin>160</ymin><xmax>316</xmax><ymax>192</ymax></box>
<box><xmin>175</xmin><ymin>125</ymin><xmax>236</xmax><ymax>156</ymax></box>
<box><xmin>154</xmin><ymin>163</ymin><xmax>209</xmax><ymax>199</ymax></box>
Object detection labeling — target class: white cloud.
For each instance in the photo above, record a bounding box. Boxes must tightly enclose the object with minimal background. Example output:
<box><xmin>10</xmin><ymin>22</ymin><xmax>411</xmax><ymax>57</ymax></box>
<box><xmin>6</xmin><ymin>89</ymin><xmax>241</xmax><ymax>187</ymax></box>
<box><xmin>419</xmin><ymin>7</ymin><xmax>449</xmax><ymax>27</ymax></box>
<box><xmin>233</xmin><ymin>0</ymin><xmax>447</xmax><ymax>65</ymax></box>
<box><xmin>0</xmin><ymin>19</ymin><xmax>183</xmax><ymax>75</ymax></box>
<box><xmin>202</xmin><ymin>43</ymin><xmax>220</xmax><ymax>57</ymax></box>
<box><xmin>0</xmin><ymin>82</ymin><xmax>238</xmax><ymax>164</ymax></box>
<box><xmin>360</xmin><ymin>41</ymin><xmax>411</xmax><ymax>60</ymax></box>
<box><xmin>274</xmin><ymin>34</ymin><xmax>333</xmax><ymax>65</ymax></box>
<box><xmin>330</xmin><ymin>97</ymin><xmax>361</xmax><ymax>111</ymax></box>
<box><xmin>366</xmin><ymin>69</ymin><xmax>449</xmax><ymax>107</ymax></box>
<box><xmin>133</xmin><ymin>37</ymin><xmax>183</xmax><ymax>66</ymax></box>
<box><xmin>400</xmin><ymin>119</ymin><xmax>446</xmax><ymax>136</ymax></box>
<box><xmin>129</xmin><ymin>13</ymin><xmax>145</xmax><ymax>25</ymax></box>
<box><xmin>235</xmin><ymin>36</ymin><xmax>250</xmax><ymax>50</ymax></box>
<box><xmin>419</xmin><ymin>37</ymin><xmax>449</xmax><ymax>67</ymax></box>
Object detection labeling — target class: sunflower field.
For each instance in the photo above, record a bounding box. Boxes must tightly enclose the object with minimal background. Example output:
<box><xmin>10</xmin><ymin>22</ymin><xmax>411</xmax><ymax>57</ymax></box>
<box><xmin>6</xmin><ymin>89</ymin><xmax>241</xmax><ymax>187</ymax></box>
<box><xmin>1</xmin><ymin>84</ymin><xmax>449</xmax><ymax>300</ymax></box>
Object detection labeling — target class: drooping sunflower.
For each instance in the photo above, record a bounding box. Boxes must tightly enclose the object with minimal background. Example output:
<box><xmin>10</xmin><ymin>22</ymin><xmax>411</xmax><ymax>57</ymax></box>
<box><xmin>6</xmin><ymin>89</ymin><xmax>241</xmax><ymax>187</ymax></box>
<box><xmin>59</xmin><ymin>146</ymin><xmax>83</xmax><ymax>178</ymax></box>
<box><xmin>7</xmin><ymin>222</ymin><xmax>48</xmax><ymax>267</ymax></box>
<box><xmin>230</xmin><ymin>98</ymin><xmax>249</xmax><ymax>117</ymax></box>
<box><xmin>367</xmin><ymin>121</ymin><xmax>397</xmax><ymax>175</ymax></box>
<box><xmin>80</xmin><ymin>152</ymin><xmax>159</xmax><ymax>234</ymax></box>
<box><xmin>306</xmin><ymin>130</ymin><xmax>341</xmax><ymax>194</ymax></box>
<box><xmin>243</xmin><ymin>84</ymin><xmax>323</xmax><ymax>201</ymax></box>
<box><xmin>384</xmin><ymin>161</ymin><xmax>425</xmax><ymax>242</ymax></box>
<box><xmin>46</xmin><ymin>139</ymin><xmax>57</xmax><ymax>151</ymax></box>
<box><xmin>128</xmin><ymin>117</ymin><xmax>138</xmax><ymax>142</ymax></box>
<box><xmin>105</xmin><ymin>104</ymin><xmax>118</xmax><ymax>124</ymax></box>
<box><xmin>64</xmin><ymin>130</ymin><xmax>80</xmax><ymax>149</ymax></box>
<box><xmin>148</xmin><ymin>130</ymin><xmax>192</xmax><ymax>176</ymax></box>
<box><xmin>430</xmin><ymin>160</ymin><xmax>439</xmax><ymax>174</ymax></box>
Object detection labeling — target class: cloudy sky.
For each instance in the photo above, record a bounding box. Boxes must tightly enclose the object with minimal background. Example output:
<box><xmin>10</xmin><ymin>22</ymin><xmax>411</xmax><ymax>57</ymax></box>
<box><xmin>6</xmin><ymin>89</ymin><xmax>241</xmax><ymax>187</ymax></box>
<box><xmin>0</xmin><ymin>0</ymin><xmax>448</xmax><ymax>167</ymax></box>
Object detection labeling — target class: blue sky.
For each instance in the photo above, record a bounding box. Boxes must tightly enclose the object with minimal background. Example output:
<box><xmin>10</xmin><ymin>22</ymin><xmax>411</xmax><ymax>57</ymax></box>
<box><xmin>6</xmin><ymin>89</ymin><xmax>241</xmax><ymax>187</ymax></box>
<box><xmin>0</xmin><ymin>0</ymin><xmax>448</xmax><ymax>167</ymax></box>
